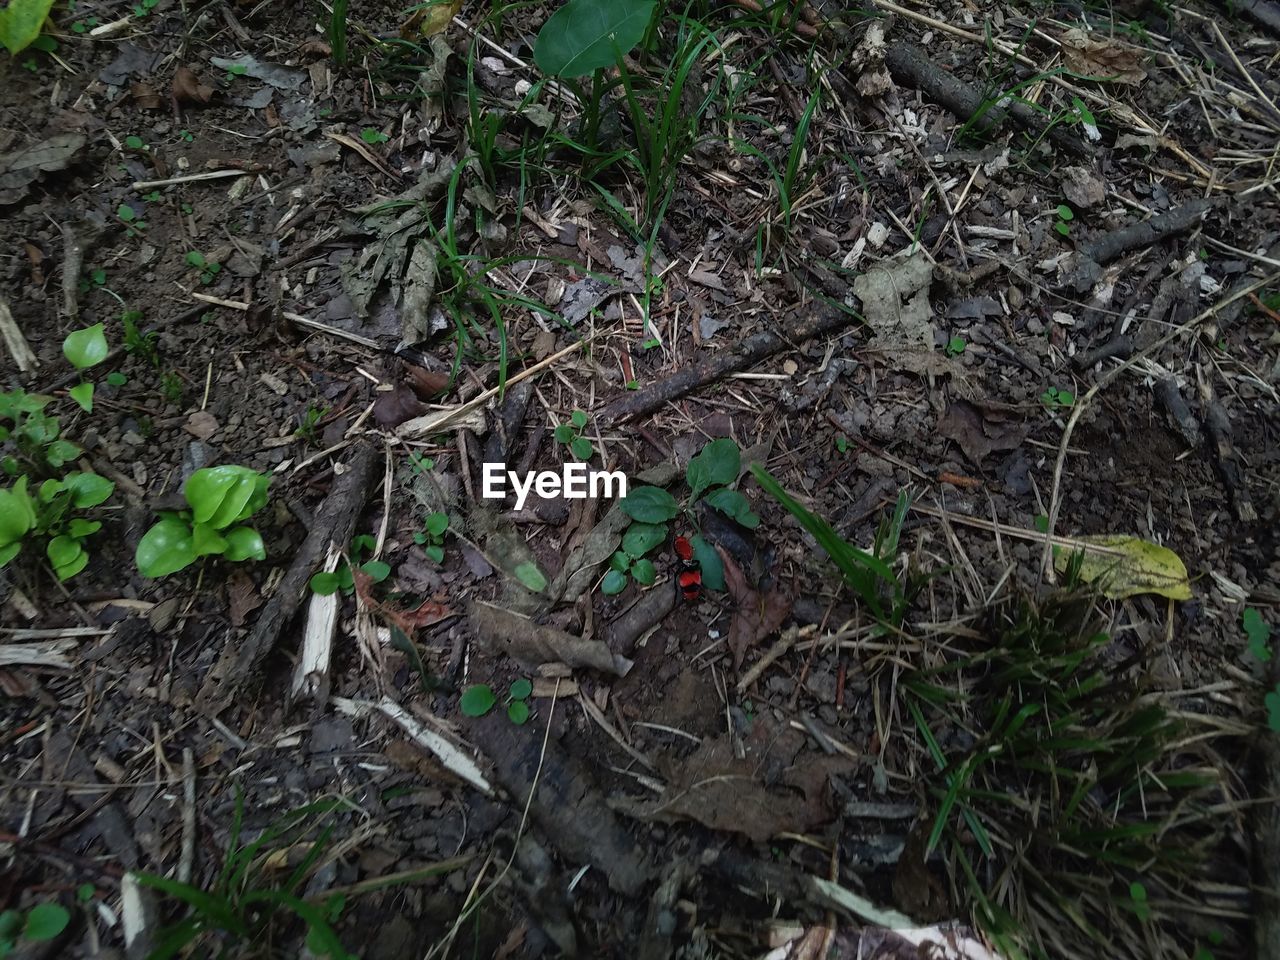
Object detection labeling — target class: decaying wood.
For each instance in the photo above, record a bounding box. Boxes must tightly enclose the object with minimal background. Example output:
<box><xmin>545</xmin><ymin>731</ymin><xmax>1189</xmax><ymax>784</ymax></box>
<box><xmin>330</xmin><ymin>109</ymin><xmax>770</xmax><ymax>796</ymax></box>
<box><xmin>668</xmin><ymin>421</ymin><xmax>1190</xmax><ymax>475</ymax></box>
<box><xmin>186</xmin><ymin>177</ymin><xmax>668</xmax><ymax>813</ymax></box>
<box><xmin>61</xmin><ymin>221</ymin><xmax>84</xmax><ymax>319</ymax></box>
<box><xmin>882</xmin><ymin>42</ymin><xmax>1090</xmax><ymax>159</ymax></box>
<box><xmin>198</xmin><ymin>442</ymin><xmax>377</xmax><ymax>713</ymax></box>
<box><xmin>1066</xmin><ymin>199</ymin><xmax>1213</xmax><ymax>292</ymax></box>
<box><xmin>469</xmin><ymin>599</ymin><xmax>633</xmax><ymax>676</ymax></box>
<box><xmin>597</xmin><ymin>308</ymin><xmax>857</xmax><ymax>425</ymax></box>
<box><xmin>290</xmin><ymin>544</ymin><xmax>342</xmax><ymax>706</ymax></box>
<box><xmin>0</xmin><ymin>298</ymin><xmax>38</xmax><ymax>373</ymax></box>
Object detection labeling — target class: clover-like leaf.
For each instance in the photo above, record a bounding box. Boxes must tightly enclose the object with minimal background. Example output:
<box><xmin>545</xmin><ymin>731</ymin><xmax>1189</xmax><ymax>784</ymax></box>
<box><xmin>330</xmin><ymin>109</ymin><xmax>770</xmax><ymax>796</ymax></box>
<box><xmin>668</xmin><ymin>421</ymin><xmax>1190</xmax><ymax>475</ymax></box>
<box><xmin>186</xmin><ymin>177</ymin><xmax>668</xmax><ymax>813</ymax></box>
<box><xmin>507</xmin><ymin>700</ymin><xmax>530</xmax><ymax>725</ymax></box>
<box><xmin>570</xmin><ymin>436</ymin><xmax>593</xmax><ymax>460</ymax></box>
<box><xmin>425</xmin><ymin>512</ymin><xmax>449</xmax><ymax>537</ymax></box>
<box><xmin>136</xmin><ymin>518</ymin><xmax>197</xmax><ymax>578</ymax></box>
<box><xmin>460</xmin><ymin>684</ymin><xmax>496</xmax><ymax>717</ymax></box>
<box><xmin>63</xmin><ymin>324</ymin><xmax>109</xmax><ymax>370</ymax></box>
<box><xmin>570</xmin><ymin>409</ymin><xmax>588</xmax><ymax>429</ymax></box>
<box><xmin>510</xmin><ymin>678</ymin><xmax>533</xmax><ymax>700</ymax></box>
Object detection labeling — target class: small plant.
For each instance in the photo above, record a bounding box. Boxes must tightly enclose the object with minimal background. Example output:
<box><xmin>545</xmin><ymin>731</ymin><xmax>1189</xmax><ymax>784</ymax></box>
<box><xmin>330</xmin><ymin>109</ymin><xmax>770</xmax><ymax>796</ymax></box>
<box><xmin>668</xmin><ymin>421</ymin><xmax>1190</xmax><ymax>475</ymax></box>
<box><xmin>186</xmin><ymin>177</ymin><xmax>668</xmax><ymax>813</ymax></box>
<box><xmin>136</xmin><ymin>465</ymin><xmax>270</xmax><ymax>578</ymax></box>
<box><xmin>408</xmin><ymin>451</ymin><xmax>434</xmax><ymax>476</ymax></box>
<box><xmin>835</xmin><ymin>435</ymin><xmax>849</xmax><ymax>454</ymax></box>
<box><xmin>224</xmin><ymin>62</ymin><xmax>248</xmax><ymax>82</ymax></box>
<box><xmin>70</xmin><ymin>16</ymin><xmax>99</xmax><ymax>33</ymax></box>
<box><xmin>0</xmin><ymin>471</ymin><xmax>116</xmax><ymax>580</ymax></box>
<box><xmin>1127</xmin><ymin>881</ymin><xmax>1151</xmax><ymax>921</ymax></box>
<box><xmin>945</xmin><ymin>335</ymin><xmax>967</xmax><ymax>357</ymax></box>
<box><xmin>122</xmin><ymin>310</ymin><xmax>161</xmax><ymax>368</ymax></box>
<box><xmin>160</xmin><ymin>371</ymin><xmax>183</xmax><ymax>403</ymax></box>
<box><xmin>178</xmin><ymin>128</ymin><xmax>194</xmax><ymax>143</ymax></box>
<box><xmin>132</xmin><ymin>0</ymin><xmax>159</xmax><ymax>16</ymax></box>
<box><xmin>1244</xmin><ymin>607</ymin><xmax>1272</xmax><ymax>662</ymax></box>
<box><xmin>554</xmin><ymin>409</ymin><xmax>594</xmax><ymax>461</ymax></box>
<box><xmin>460</xmin><ymin>678</ymin><xmax>533</xmax><ymax>725</ymax></box>
<box><xmin>1053</xmin><ymin>203</ymin><xmax>1074</xmax><ymax>237</ymax></box>
<box><xmin>413</xmin><ymin>512</ymin><xmax>449</xmax><ymax>563</ymax></box>
<box><xmin>360</xmin><ymin>127</ymin><xmax>389</xmax><ymax>145</ymax></box>
<box><xmin>0</xmin><ymin>901</ymin><xmax>70</xmax><ymax>958</ymax></box>
<box><xmin>63</xmin><ymin>322</ymin><xmax>109</xmax><ymax>413</ymax></box>
<box><xmin>124</xmin><ymin>134</ymin><xmax>147</xmax><ymax>151</ymax></box>
<box><xmin>309</xmin><ymin>535</ymin><xmax>390</xmax><ymax>595</ymax></box>
<box><xmin>295</xmin><ymin>404</ymin><xmax>327</xmax><ymax>445</ymax></box>
<box><xmin>0</xmin><ymin>390</ymin><xmax>82</xmax><ymax>476</ymax></box>
<box><xmin>601</xmin><ymin>521</ymin><xmax>663</xmax><ymax>595</ymax></box>
<box><xmin>186</xmin><ymin>250</ymin><xmax>222</xmax><ymax>285</ymax></box>
<box><xmin>117</xmin><ymin>203</ymin><xmax>146</xmax><ymax>237</ymax></box>
<box><xmin>1040</xmin><ymin>385</ymin><xmax>1075</xmax><ymax>409</ymax></box>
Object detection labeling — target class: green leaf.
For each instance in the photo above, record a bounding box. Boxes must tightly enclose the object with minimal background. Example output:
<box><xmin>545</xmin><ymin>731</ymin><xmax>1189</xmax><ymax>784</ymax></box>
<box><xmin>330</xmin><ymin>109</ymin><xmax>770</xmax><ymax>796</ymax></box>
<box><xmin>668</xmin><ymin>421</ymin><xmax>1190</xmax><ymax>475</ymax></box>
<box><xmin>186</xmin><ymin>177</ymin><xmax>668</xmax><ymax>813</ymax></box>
<box><xmin>507</xmin><ymin>700</ymin><xmax>530</xmax><ymax>725</ymax></box>
<box><xmin>23</xmin><ymin>902</ymin><xmax>69</xmax><ymax>941</ymax></box>
<box><xmin>630</xmin><ymin>557</ymin><xmax>656</xmax><ymax>585</ymax></box>
<box><xmin>107</xmin><ymin>372</ymin><xmax>127</xmax><ymax>387</ymax></box>
<box><xmin>223</xmin><ymin>526</ymin><xmax>266</xmax><ymax>562</ymax></box>
<box><xmin>621</xmin><ymin>521</ymin><xmax>666</xmax><ymax>558</ymax></box>
<box><xmin>185</xmin><ymin>466</ymin><xmax>268</xmax><ymax>528</ymax></box>
<box><xmin>1056</xmin><ymin>204</ymin><xmax>1075</xmax><ymax>221</ymax></box>
<box><xmin>687</xmin><ymin>438</ymin><xmax>740</xmax><ymax>501</ymax></box>
<box><xmin>67</xmin><ymin>518</ymin><xmax>102</xmax><ymax>538</ymax></box>
<box><xmin>0</xmin><ymin>541</ymin><xmax>20</xmax><ymax>566</ymax></box>
<box><xmin>117</xmin><ymin>203</ymin><xmax>137</xmax><ymax>222</ymax></box>
<box><xmin>460</xmin><ymin>684</ymin><xmax>496</xmax><ymax>717</ymax></box>
<box><xmin>0</xmin><ymin>0</ymin><xmax>57</xmax><ymax>55</ymax></box>
<box><xmin>136</xmin><ymin>518</ymin><xmax>197</xmax><ymax>578</ymax></box>
<box><xmin>425</xmin><ymin>512</ymin><xmax>449</xmax><ymax>537</ymax></box>
<box><xmin>1268</xmin><ymin>686</ymin><xmax>1280</xmax><ymax>734</ymax></box>
<box><xmin>570</xmin><ymin>436</ymin><xmax>594</xmax><ymax>460</ymax></box>
<box><xmin>310</xmin><ymin>571</ymin><xmax>340</xmax><ymax>595</ymax></box>
<box><xmin>425</xmin><ymin>544</ymin><xmax>444</xmax><ymax>563</ymax></box>
<box><xmin>553</xmin><ymin>424</ymin><xmax>574</xmax><ymax>443</ymax></box>
<box><xmin>125</xmin><ymin>135</ymin><xmax>145</xmax><ymax>150</ymax></box>
<box><xmin>608</xmin><ymin>550</ymin><xmax>630</xmax><ymax>572</ymax></box>
<box><xmin>44</xmin><ymin>439</ymin><xmax>81</xmax><ymax>468</ymax></box>
<box><xmin>601</xmin><ymin>568</ymin><xmax>628</xmax><ymax>595</ymax></box>
<box><xmin>0</xmin><ymin>477</ymin><xmax>37</xmax><ymax>548</ymax></box>
<box><xmin>76</xmin><ymin>884</ymin><xmax>95</xmax><ymax>903</ymax></box>
<box><xmin>533</xmin><ymin>0</ymin><xmax>655</xmax><ymax>78</ymax></box>
<box><xmin>570</xmin><ymin>409</ymin><xmax>588</xmax><ymax>428</ymax></box>
<box><xmin>703</xmin><ymin>488</ymin><xmax>759</xmax><ymax>528</ymax></box>
<box><xmin>191</xmin><ymin>521</ymin><xmax>229</xmax><ymax>557</ymax></box>
<box><xmin>63</xmin><ymin>324</ymin><xmax>109</xmax><ymax>370</ymax></box>
<box><xmin>510</xmin><ymin>678</ymin><xmax>533</xmax><ymax>700</ymax></box>
<box><xmin>690</xmin><ymin>535</ymin><xmax>725</xmax><ymax>592</ymax></box>
<box><xmin>360</xmin><ymin>559</ymin><xmax>391</xmax><ymax>582</ymax></box>
<box><xmin>47</xmin><ymin>536</ymin><xmax>88</xmax><ymax>580</ymax></box>
<box><xmin>185</xmin><ymin>251</ymin><xmax>206</xmax><ymax>268</ymax></box>
<box><xmin>1244</xmin><ymin>608</ymin><xmax>1272</xmax><ymax>662</ymax></box>
<box><xmin>619</xmin><ymin>485</ymin><xmax>680</xmax><ymax>523</ymax></box>
<box><xmin>69</xmin><ymin>382</ymin><xmax>94</xmax><ymax>412</ymax></box>
<box><xmin>63</xmin><ymin>472</ymin><xmax>114</xmax><ymax>508</ymax></box>
<box><xmin>513</xmin><ymin>560</ymin><xmax>547</xmax><ymax>593</ymax></box>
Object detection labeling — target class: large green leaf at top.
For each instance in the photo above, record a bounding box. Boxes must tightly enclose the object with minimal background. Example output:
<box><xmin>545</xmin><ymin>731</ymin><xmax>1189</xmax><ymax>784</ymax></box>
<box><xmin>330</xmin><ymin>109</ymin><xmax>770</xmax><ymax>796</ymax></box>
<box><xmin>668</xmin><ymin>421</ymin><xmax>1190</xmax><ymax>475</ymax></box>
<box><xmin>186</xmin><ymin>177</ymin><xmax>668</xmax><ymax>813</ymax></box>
<box><xmin>136</xmin><ymin>518</ymin><xmax>197</xmax><ymax>578</ymax></box>
<box><xmin>533</xmin><ymin>0</ymin><xmax>656</xmax><ymax>78</ymax></box>
<box><xmin>0</xmin><ymin>0</ymin><xmax>56</xmax><ymax>55</ymax></box>
<box><xmin>184</xmin><ymin>466</ymin><xmax>269</xmax><ymax>528</ymax></box>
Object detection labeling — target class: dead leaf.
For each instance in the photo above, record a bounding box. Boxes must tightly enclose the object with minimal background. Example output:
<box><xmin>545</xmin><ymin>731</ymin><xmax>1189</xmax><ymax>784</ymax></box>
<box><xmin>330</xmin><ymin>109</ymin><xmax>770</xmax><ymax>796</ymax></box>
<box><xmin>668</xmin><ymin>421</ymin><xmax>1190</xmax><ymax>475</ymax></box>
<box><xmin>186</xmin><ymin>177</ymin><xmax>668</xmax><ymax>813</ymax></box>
<box><xmin>0</xmin><ymin>133</ymin><xmax>87</xmax><ymax>205</ymax></box>
<box><xmin>172</xmin><ymin>65</ymin><xmax>214</xmax><ymax>104</ymax></box>
<box><xmin>937</xmin><ymin>400</ymin><xmax>1029</xmax><ymax>464</ymax></box>
<box><xmin>720</xmin><ymin>547</ymin><xmax>792</xmax><ymax>670</ymax></box>
<box><xmin>227</xmin><ymin>571</ymin><xmax>263</xmax><ymax>627</ymax></box>
<box><xmin>1059</xmin><ymin>29</ymin><xmax>1147</xmax><ymax>85</ymax></box>
<box><xmin>184</xmin><ymin>410</ymin><xmax>219</xmax><ymax>440</ymax></box>
<box><xmin>373</xmin><ymin>384</ymin><xmax>427</xmax><ymax>429</ymax></box>
<box><xmin>851</xmin><ymin>21</ymin><xmax>894</xmax><ymax>97</ymax></box>
<box><xmin>403</xmin><ymin>362</ymin><xmax>450</xmax><ymax>400</ymax></box>
<box><xmin>210</xmin><ymin>55</ymin><xmax>306</xmax><ymax>90</ymax></box>
<box><xmin>23</xmin><ymin>243</ymin><xmax>44</xmax><ymax>285</ymax></box>
<box><xmin>1054</xmin><ymin>534</ymin><xmax>1191</xmax><ymax>600</ymax></box>
<box><xmin>853</xmin><ymin>250</ymin><xmax>934</xmax><ymax>354</ymax></box>
<box><xmin>130</xmin><ymin>81</ymin><xmax>163</xmax><ymax>110</ymax></box>
<box><xmin>401</xmin><ymin>0</ymin><xmax>462</xmax><ymax>37</ymax></box>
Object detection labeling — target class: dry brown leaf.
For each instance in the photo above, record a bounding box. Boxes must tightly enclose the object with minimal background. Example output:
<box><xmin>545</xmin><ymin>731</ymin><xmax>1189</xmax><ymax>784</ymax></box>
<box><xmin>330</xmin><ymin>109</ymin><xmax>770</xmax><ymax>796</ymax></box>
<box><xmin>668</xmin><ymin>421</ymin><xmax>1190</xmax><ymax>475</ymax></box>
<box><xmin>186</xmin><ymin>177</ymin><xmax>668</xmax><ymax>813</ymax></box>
<box><xmin>172</xmin><ymin>65</ymin><xmax>215</xmax><ymax>104</ymax></box>
<box><xmin>1059</xmin><ymin>29</ymin><xmax>1147</xmax><ymax>84</ymax></box>
<box><xmin>403</xmin><ymin>362</ymin><xmax>450</xmax><ymax>400</ymax></box>
<box><xmin>184</xmin><ymin>410</ymin><xmax>219</xmax><ymax>440</ymax></box>
<box><xmin>23</xmin><ymin>243</ymin><xmax>44</xmax><ymax>285</ymax></box>
<box><xmin>373</xmin><ymin>384</ymin><xmax>427</xmax><ymax>429</ymax></box>
<box><xmin>227</xmin><ymin>571</ymin><xmax>263</xmax><ymax>627</ymax></box>
<box><xmin>130</xmin><ymin>81</ymin><xmax>163</xmax><ymax>110</ymax></box>
<box><xmin>720</xmin><ymin>546</ymin><xmax>792</xmax><ymax>670</ymax></box>
<box><xmin>936</xmin><ymin>399</ymin><xmax>1028</xmax><ymax>465</ymax></box>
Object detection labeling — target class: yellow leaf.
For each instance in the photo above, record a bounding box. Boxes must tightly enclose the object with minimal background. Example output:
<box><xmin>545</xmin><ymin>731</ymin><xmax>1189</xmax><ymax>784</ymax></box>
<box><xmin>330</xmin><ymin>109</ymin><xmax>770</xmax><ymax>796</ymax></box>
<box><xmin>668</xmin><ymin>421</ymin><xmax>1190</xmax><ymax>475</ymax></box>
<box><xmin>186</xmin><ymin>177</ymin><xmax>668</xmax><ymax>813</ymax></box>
<box><xmin>1054</xmin><ymin>535</ymin><xmax>1191</xmax><ymax>600</ymax></box>
<box><xmin>400</xmin><ymin>0</ymin><xmax>462</xmax><ymax>39</ymax></box>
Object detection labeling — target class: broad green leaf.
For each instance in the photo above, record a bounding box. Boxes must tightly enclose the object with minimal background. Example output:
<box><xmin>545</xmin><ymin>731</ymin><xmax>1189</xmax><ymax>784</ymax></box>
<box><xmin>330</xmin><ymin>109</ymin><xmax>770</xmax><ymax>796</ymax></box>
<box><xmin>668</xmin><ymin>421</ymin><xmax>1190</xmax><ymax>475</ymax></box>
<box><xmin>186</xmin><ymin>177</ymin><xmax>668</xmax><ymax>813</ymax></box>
<box><xmin>0</xmin><ymin>476</ymin><xmax>36</xmax><ymax>547</ymax></box>
<box><xmin>608</xmin><ymin>550</ymin><xmax>630</xmax><ymax>572</ymax></box>
<box><xmin>185</xmin><ymin>466</ymin><xmax>266</xmax><ymax>528</ymax></box>
<box><xmin>507</xmin><ymin>700</ymin><xmax>530</xmax><ymax>725</ymax></box>
<box><xmin>690</xmin><ymin>534</ymin><xmax>724</xmax><ymax>592</ymax></box>
<box><xmin>630</xmin><ymin>557</ymin><xmax>656</xmax><ymax>585</ymax></box>
<box><xmin>425</xmin><ymin>544</ymin><xmax>444</xmax><ymax>563</ymax></box>
<box><xmin>136</xmin><ymin>518</ymin><xmax>197</xmax><ymax>578</ymax></box>
<box><xmin>310</xmin><ymin>571</ymin><xmax>340</xmax><ymax>595</ymax></box>
<box><xmin>191</xmin><ymin>522</ymin><xmax>229</xmax><ymax>557</ymax></box>
<box><xmin>687</xmin><ymin>438</ymin><xmax>740</xmax><ymax>501</ymax></box>
<box><xmin>63</xmin><ymin>324</ymin><xmax>109</xmax><ymax>370</ymax></box>
<box><xmin>360</xmin><ymin>559</ymin><xmax>391</xmax><ymax>582</ymax></box>
<box><xmin>553</xmin><ymin>424</ymin><xmax>574</xmax><ymax>443</ymax></box>
<box><xmin>0</xmin><ymin>0</ymin><xmax>57</xmax><ymax>55</ymax></box>
<box><xmin>460</xmin><ymin>684</ymin><xmax>496</xmax><ymax>717</ymax></box>
<box><xmin>63</xmin><ymin>472</ymin><xmax>114</xmax><ymax>508</ymax></box>
<box><xmin>44</xmin><ymin>439</ymin><xmax>81</xmax><ymax>467</ymax></box>
<box><xmin>22</xmin><ymin>902</ymin><xmax>69</xmax><ymax>941</ymax></box>
<box><xmin>510</xmin><ymin>678</ymin><xmax>532</xmax><ymax>700</ymax></box>
<box><xmin>0</xmin><ymin>541</ymin><xmax>20</xmax><ymax>566</ymax></box>
<box><xmin>69</xmin><ymin>382</ymin><xmax>94</xmax><ymax>412</ymax></box>
<box><xmin>619</xmin><ymin>485</ymin><xmax>680</xmax><ymax>523</ymax></box>
<box><xmin>223</xmin><ymin>526</ymin><xmax>266</xmax><ymax>562</ymax></box>
<box><xmin>513</xmin><ymin>560</ymin><xmax>547</xmax><ymax>593</ymax></box>
<box><xmin>1054</xmin><ymin>534</ymin><xmax>1191</xmax><ymax>600</ymax></box>
<box><xmin>621</xmin><ymin>521</ymin><xmax>666</xmax><ymax>558</ymax></box>
<box><xmin>67</xmin><ymin>518</ymin><xmax>101</xmax><ymax>538</ymax></box>
<box><xmin>600</xmin><ymin>568</ymin><xmax>628</xmax><ymax>595</ymax></box>
<box><xmin>703</xmin><ymin>487</ymin><xmax>760</xmax><ymax>528</ymax></box>
<box><xmin>533</xmin><ymin>0</ymin><xmax>656</xmax><ymax>77</ymax></box>
<box><xmin>47</xmin><ymin>536</ymin><xmax>87</xmax><ymax>580</ymax></box>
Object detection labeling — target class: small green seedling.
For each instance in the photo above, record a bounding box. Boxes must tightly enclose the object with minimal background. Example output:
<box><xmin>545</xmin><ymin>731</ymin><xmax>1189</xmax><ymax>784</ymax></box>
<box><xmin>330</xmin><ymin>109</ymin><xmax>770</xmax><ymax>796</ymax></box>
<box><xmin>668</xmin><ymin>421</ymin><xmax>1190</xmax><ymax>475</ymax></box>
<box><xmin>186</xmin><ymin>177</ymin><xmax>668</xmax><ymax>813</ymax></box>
<box><xmin>78</xmin><ymin>266</ymin><xmax>107</xmax><ymax>294</ymax></box>
<box><xmin>601</xmin><ymin>521</ymin><xmax>664</xmax><ymax>595</ymax></box>
<box><xmin>0</xmin><ymin>472</ymin><xmax>115</xmax><ymax>580</ymax></box>
<box><xmin>945</xmin><ymin>335</ymin><xmax>967</xmax><ymax>357</ymax></box>
<box><xmin>178</xmin><ymin>129</ymin><xmax>194</xmax><ymax>143</ymax></box>
<box><xmin>0</xmin><ymin>902</ymin><xmax>70</xmax><ymax>957</ymax></box>
<box><xmin>309</xmin><ymin>534</ymin><xmax>390</xmax><ymax>595</ymax></box>
<box><xmin>63</xmin><ymin>323</ymin><xmax>109</xmax><ymax>413</ymax></box>
<box><xmin>185</xmin><ymin>250</ymin><xmax>222</xmax><ymax>285</ymax></box>
<box><xmin>360</xmin><ymin>128</ymin><xmax>389</xmax><ymax>145</ymax></box>
<box><xmin>1040</xmin><ymin>386</ymin><xmax>1075</xmax><ymax>409</ymax></box>
<box><xmin>460</xmin><ymin>678</ymin><xmax>533</xmax><ymax>725</ymax></box>
<box><xmin>0</xmin><ymin>390</ymin><xmax>82</xmax><ymax>476</ymax></box>
<box><xmin>136</xmin><ymin>465</ymin><xmax>270</xmax><ymax>577</ymax></box>
<box><xmin>413</xmin><ymin>512</ymin><xmax>449</xmax><ymax>563</ymax></box>
<box><xmin>294</xmin><ymin>404</ymin><xmax>326</xmax><ymax>444</ymax></box>
<box><xmin>71</xmin><ymin>16</ymin><xmax>99</xmax><ymax>33</ymax></box>
<box><xmin>408</xmin><ymin>452</ymin><xmax>434</xmax><ymax>475</ymax></box>
<box><xmin>835</xmin><ymin>435</ymin><xmax>849</xmax><ymax>454</ymax></box>
<box><xmin>133</xmin><ymin>0</ymin><xmax>159</xmax><ymax>15</ymax></box>
<box><xmin>554</xmin><ymin>409</ymin><xmax>593</xmax><ymax>460</ymax></box>
<box><xmin>122</xmin><ymin>310</ymin><xmax>160</xmax><ymax>368</ymax></box>
<box><xmin>107</xmin><ymin>372</ymin><xmax>128</xmax><ymax>387</ymax></box>
<box><xmin>117</xmin><ymin>203</ymin><xmax>146</xmax><ymax>237</ymax></box>
<box><xmin>1244</xmin><ymin>608</ymin><xmax>1272</xmax><ymax>663</ymax></box>
<box><xmin>160</xmin><ymin>371</ymin><xmax>183</xmax><ymax>403</ymax></box>
<box><xmin>224</xmin><ymin>63</ymin><xmax>248</xmax><ymax>82</ymax></box>
<box><xmin>124</xmin><ymin>134</ymin><xmax>147</xmax><ymax>151</ymax></box>
<box><xmin>1054</xmin><ymin>203</ymin><xmax>1074</xmax><ymax>237</ymax></box>
<box><xmin>1128</xmin><ymin>881</ymin><xmax>1150</xmax><ymax>921</ymax></box>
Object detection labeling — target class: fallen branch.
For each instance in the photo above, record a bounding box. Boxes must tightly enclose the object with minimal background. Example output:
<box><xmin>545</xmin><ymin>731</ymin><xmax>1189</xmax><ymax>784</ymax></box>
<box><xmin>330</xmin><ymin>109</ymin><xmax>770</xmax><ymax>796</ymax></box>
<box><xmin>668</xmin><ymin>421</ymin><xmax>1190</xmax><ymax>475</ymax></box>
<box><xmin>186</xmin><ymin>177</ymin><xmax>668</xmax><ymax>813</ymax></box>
<box><xmin>1066</xmin><ymin>199</ymin><xmax>1214</xmax><ymax>293</ymax></box>
<box><xmin>197</xmin><ymin>441</ymin><xmax>377</xmax><ymax>713</ymax></box>
<box><xmin>597</xmin><ymin>307</ymin><xmax>858</xmax><ymax>424</ymax></box>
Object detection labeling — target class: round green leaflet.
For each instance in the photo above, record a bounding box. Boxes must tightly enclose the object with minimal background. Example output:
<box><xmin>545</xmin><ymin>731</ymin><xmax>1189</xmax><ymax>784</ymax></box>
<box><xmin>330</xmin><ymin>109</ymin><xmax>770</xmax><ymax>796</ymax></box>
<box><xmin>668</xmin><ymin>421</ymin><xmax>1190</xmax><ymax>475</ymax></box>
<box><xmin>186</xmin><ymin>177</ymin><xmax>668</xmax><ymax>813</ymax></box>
<box><xmin>48</xmin><ymin>536</ymin><xmax>89</xmax><ymax>581</ymax></box>
<box><xmin>533</xmin><ymin>0</ymin><xmax>657</xmax><ymax>78</ymax></box>
<box><xmin>63</xmin><ymin>324</ymin><xmax>109</xmax><ymax>370</ymax></box>
<box><xmin>23</xmin><ymin>902</ymin><xmax>70</xmax><ymax>941</ymax></box>
<box><xmin>570</xmin><ymin>409</ymin><xmax>588</xmax><ymax>429</ymax></box>
<box><xmin>0</xmin><ymin>477</ymin><xmax>37</xmax><ymax>549</ymax></box>
<box><xmin>621</xmin><ymin>522</ymin><xmax>667</xmax><ymax>558</ymax></box>
<box><xmin>510</xmin><ymin>678</ymin><xmax>532</xmax><ymax>700</ymax></box>
<box><xmin>460</xmin><ymin>684</ymin><xmax>496</xmax><ymax>717</ymax></box>
<box><xmin>630</xmin><ymin>558</ymin><xmax>656</xmax><ymax>585</ymax></box>
<box><xmin>223</xmin><ymin>526</ymin><xmax>266</xmax><ymax>563</ymax></box>
<box><xmin>507</xmin><ymin>700</ymin><xmax>530</xmax><ymax>725</ymax></box>
<box><xmin>136</xmin><ymin>518</ymin><xmax>197</xmax><ymax>578</ymax></box>
<box><xmin>600</xmin><ymin>568</ymin><xmax>628</xmax><ymax>595</ymax></box>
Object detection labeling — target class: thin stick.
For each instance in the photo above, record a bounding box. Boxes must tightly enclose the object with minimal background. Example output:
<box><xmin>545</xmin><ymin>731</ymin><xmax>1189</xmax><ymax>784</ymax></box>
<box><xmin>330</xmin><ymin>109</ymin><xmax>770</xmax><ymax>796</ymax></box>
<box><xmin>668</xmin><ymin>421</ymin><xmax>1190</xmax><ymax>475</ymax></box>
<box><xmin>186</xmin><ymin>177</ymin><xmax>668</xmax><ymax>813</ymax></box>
<box><xmin>131</xmin><ymin>170</ymin><xmax>250</xmax><ymax>190</ymax></box>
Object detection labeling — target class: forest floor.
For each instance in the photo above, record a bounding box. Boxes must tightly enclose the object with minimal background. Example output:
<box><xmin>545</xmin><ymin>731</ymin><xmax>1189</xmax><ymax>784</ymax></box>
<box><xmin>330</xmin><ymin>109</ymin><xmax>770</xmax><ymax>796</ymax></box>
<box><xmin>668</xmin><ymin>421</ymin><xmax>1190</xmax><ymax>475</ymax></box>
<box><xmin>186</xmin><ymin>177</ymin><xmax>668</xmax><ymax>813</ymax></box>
<box><xmin>1</xmin><ymin>0</ymin><xmax>1278</xmax><ymax>957</ymax></box>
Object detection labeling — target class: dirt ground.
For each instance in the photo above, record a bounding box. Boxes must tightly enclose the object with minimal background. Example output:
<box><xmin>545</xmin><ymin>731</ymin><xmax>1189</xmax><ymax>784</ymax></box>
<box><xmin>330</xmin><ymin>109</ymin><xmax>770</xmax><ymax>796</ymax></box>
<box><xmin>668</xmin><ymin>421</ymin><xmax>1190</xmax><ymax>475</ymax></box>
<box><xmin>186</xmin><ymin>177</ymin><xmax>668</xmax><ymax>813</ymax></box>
<box><xmin>1</xmin><ymin>0</ymin><xmax>1278</xmax><ymax>957</ymax></box>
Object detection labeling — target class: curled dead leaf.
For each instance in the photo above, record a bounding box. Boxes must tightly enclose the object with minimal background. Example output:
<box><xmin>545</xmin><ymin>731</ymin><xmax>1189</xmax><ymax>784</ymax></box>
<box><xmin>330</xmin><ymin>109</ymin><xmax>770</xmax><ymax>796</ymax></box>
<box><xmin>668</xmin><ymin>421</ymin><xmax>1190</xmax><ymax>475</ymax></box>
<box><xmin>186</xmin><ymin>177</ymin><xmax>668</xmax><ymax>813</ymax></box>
<box><xmin>1059</xmin><ymin>29</ymin><xmax>1146</xmax><ymax>85</ymax></box>
<box><xmin>373</xmin><ymin>383</ymin><xmax>427</xmax><ymax>429</ymax></box>
<box><xmin>719</xmin><ymin>546</ymin><xmax>792</xmax><ymax>670</ymax></box>
<box><xmin>172</xmin><ymin>65</ymin><xmax>215</xmax><ymax>104</ymax></box>
<box><xmin>130</xmin><ymin>81</ymin><xmax>163</xmax><ymax>110</ymax></box>
<box><xmin>403</xmin><ymin>362</ymin><xmax>450</xmax><ymax>400</ymax></box>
